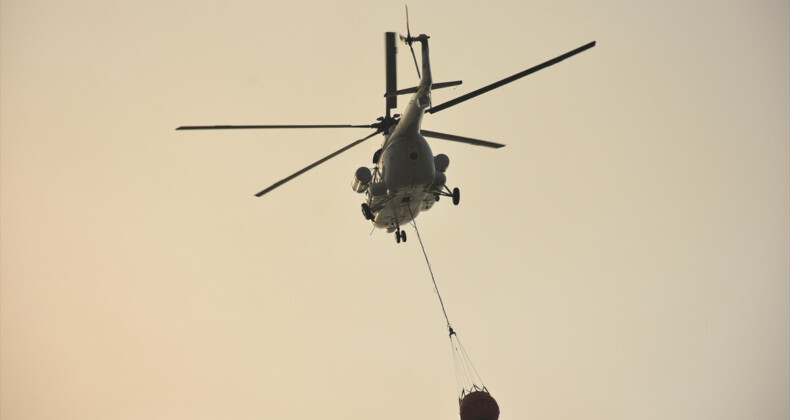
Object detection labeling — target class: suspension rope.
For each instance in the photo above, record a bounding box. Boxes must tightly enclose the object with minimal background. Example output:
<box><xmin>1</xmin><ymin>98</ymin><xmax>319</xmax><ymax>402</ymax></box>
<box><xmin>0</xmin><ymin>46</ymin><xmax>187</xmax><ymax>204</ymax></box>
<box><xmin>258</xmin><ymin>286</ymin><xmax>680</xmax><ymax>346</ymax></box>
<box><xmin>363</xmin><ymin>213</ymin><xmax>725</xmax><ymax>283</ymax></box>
<box><xmin>451</xmin><ymin>332</ymin><xmax>487</xmax><ymax>397</ymax></box>
<box><xmin>406</xmin><ymin>204</ymin><xmax>488</xmax><ymax>403</ymax></box>
<box><xmin>406</xmin><ymin>204</ymin><xmax>488</xmax><ymax>399</ymax></box>
<box><xmin>407</xmin><ymin>206</ymin><xmax>452</xmax><ymax>331</ymax></box>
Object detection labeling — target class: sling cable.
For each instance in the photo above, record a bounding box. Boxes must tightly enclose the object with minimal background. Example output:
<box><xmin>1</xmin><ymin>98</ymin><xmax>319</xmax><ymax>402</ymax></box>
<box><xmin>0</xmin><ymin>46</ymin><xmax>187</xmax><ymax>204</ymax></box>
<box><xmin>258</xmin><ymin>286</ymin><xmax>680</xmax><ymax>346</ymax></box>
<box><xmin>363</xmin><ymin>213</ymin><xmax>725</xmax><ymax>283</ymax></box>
<box><xmin>409</xmin><ymin>209</ymin><xmax>500</xmax><ymax>420</ymax></box>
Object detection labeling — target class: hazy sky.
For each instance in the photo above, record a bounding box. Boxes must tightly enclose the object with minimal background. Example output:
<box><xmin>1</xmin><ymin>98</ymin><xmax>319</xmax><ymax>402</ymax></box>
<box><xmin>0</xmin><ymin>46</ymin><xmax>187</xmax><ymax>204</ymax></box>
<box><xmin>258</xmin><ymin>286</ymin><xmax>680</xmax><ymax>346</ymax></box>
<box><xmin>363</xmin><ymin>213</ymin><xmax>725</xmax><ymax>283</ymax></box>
<box><xmin>2</xmin><ymin>1</ymin><xmax>788</xmax><ymax>419</ymax></box>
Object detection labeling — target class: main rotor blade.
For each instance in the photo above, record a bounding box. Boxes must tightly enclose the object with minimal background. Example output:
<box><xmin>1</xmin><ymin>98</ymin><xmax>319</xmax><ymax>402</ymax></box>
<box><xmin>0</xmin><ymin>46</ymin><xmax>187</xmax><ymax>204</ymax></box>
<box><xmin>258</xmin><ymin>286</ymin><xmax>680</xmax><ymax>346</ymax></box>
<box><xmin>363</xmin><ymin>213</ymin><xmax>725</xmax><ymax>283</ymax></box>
<box><xmin>385</xmin><ymin>32</ymin><xmax>398</xmax><ymax>113</ymax></box>
<box><xmin>428</xmin><ymin>41</ymin><xmax>596</xmax><ymax>114</ymax></box>
<box><xmin>255</xmin><ymin>131</ymin><xmax>380</xmax><ymax>197</ymax></box>
<box><xmin>421</xmin><ymin>129</ymin><xmax>505</xmax><ymax>149</ymax></box>
<box><xmin>176</xmin><ymin>124</ymin><xmax>371</xmax><ymax>130</ymax></box>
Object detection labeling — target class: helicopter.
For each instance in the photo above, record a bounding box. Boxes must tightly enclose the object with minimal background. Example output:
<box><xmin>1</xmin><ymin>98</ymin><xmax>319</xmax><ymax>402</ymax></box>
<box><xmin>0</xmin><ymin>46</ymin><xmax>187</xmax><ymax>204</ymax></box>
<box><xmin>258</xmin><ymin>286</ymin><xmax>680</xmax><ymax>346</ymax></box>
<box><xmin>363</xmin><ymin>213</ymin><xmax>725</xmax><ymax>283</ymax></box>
<box><xmin>177</xmin><ymin>13</ymin><xmax>595</xmax><ymax>244</ymax></box>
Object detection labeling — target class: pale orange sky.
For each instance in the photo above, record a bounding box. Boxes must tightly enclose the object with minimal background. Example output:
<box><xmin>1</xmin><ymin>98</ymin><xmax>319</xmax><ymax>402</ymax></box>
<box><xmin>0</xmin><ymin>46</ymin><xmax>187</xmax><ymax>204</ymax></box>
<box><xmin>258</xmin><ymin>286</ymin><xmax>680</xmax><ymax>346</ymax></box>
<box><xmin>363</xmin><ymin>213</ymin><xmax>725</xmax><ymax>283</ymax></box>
<box><xmin>2</xmin><ymin>1</ymin><xmax>788</xmax><ymax>419</ymax></box>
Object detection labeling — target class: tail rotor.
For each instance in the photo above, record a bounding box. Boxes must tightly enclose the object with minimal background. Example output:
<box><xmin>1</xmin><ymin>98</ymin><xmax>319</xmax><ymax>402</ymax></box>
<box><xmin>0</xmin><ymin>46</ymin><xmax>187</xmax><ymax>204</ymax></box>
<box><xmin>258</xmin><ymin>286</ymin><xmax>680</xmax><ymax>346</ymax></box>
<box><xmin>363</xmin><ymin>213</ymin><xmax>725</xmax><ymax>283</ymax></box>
<box><xmin>400</xmin><ymin>5</ymin><xmax>422</xmax><ymax>79</ymax></box>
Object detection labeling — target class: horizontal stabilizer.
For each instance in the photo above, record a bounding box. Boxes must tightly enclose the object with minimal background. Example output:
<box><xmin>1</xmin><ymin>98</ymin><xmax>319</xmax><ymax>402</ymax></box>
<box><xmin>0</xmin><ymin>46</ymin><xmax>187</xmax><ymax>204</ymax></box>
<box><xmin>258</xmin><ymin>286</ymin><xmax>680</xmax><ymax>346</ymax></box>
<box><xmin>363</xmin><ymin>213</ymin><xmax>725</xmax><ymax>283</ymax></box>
<box><xmin>385</xmin><ymin>80</ymin><xmax>463</xmax><ymax>97</ymax></box>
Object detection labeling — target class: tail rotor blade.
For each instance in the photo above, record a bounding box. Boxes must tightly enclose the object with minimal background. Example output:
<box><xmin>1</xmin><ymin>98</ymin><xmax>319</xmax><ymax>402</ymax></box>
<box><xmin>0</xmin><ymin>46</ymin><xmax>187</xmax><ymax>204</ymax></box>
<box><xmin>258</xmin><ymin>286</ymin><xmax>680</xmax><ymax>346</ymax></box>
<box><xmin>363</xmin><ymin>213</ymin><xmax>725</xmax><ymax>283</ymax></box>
<box><xmin>402</xmin><ymin>5</ymin><xmax>421</xmax><ymax>79</ymax></box>
<box><xmin>408</xmin><ymin>42</ymin><xmax>421</xmax><ymax>79</ymax></box>
<box><xmin>428</xmin><ymin>41</ymin><xmax>596</xmax><ymax>114</ymax></box>
<box><xmin>254</xmin><ymin>131</ymin><xmax>379</xmax><ymax>197</ymax></box>
<box><xmin>405</xmin><ymin>5</ymin><xmax>413</xmax><ymax>40</ymax></box>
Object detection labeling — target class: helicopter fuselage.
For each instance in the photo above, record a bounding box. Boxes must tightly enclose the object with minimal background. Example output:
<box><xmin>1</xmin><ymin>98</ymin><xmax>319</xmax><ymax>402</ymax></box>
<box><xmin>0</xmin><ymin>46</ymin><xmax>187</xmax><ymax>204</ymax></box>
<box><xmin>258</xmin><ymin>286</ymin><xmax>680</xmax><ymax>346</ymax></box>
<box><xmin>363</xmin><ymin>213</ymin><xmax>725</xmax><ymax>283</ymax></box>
<box><xmin>370</xmin><ymin>132</ymin><xmax>437</xmax><ymax>231</ymax></box>
<box><xmin>177</xmin><ymin>22</ymin><xmax>594</xmax><ymax>244</ymax></box>
<box><xmin>358</xmin><ymin>35</ymin><xmax>449</xmax><ymax>233</ymax></box>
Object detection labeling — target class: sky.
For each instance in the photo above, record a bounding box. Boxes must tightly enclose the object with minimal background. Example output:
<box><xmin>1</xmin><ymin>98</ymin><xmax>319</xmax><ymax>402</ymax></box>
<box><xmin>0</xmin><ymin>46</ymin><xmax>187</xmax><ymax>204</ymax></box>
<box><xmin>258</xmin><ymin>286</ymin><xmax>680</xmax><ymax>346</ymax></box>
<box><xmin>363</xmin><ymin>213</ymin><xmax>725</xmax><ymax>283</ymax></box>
<box><xmin>1</xmin><ymin>1</ymin><xmax>788</xmax><ymax>419</ymax></box>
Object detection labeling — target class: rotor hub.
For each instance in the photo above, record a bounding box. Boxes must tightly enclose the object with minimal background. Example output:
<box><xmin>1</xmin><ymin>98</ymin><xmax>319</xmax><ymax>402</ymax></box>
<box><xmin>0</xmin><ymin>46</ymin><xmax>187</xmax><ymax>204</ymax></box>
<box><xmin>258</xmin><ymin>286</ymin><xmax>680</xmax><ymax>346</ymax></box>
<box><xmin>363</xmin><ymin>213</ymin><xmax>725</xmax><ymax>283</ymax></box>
<box><xmin>371</xmin><ymin>114</ymin><xmax>400</xmax><ymax>134</ymax></box>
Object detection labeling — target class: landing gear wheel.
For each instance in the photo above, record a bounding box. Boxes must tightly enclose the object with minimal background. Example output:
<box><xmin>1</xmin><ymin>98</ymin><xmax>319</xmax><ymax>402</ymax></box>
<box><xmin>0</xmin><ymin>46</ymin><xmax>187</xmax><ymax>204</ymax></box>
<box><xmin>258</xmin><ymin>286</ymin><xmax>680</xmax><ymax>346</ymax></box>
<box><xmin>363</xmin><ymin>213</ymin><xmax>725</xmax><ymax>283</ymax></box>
<box><xmin>394</xmin><ymin>229</ymin><xmax>407</xmax><ymax>244</ymax></box>
<box><xmin>400</xmin><ymin>230</ymin><xmax>407</xmax><ymax>243</ymax></box>
<box><xmin>452</xmin><ymin>187</ymin><xmax>460</xmax><ymax>206</ymax></box>
<box><xmin>395</xmin><ymin>231</ymin><xmax>401</xmax><ymax>244</ymax></box>
<box><xmin>361</xmin><ymin>203</ymin><xmax>374</xmax><ymax>220</ymax></box>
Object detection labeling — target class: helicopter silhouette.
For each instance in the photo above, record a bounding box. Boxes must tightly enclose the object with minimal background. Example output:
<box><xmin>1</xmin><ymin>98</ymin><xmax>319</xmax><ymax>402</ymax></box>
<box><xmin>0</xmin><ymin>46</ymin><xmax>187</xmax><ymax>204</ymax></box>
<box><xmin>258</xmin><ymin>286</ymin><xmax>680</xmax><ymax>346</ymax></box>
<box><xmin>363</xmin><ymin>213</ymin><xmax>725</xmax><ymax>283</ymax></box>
<box><xmin>178</xmin><ymin>10</ymin><xmax>595</xmax><ymax>244</ymax></box>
